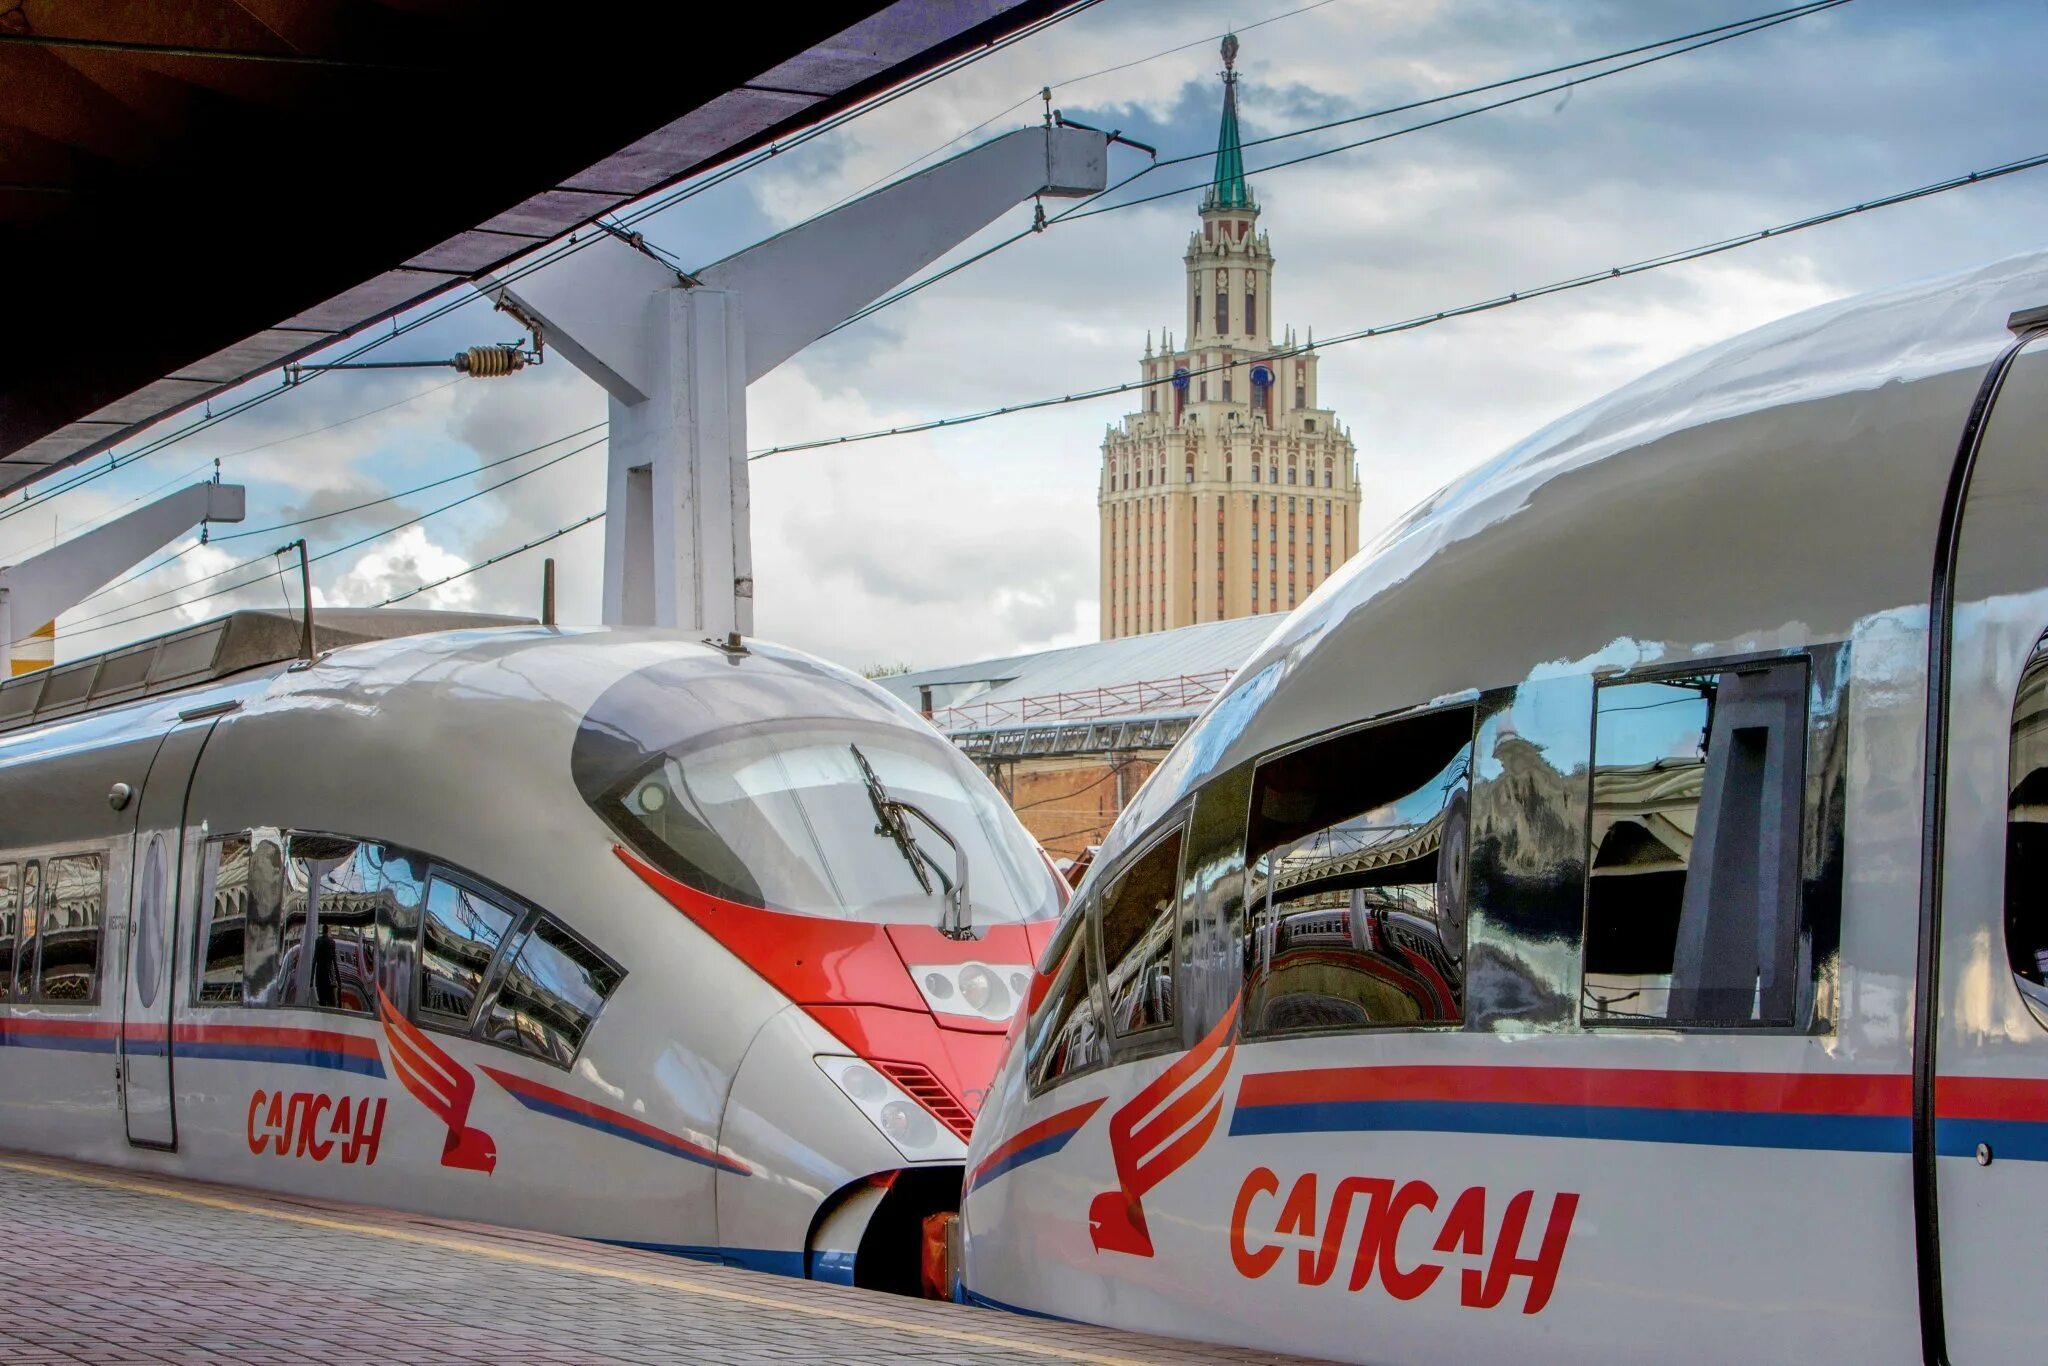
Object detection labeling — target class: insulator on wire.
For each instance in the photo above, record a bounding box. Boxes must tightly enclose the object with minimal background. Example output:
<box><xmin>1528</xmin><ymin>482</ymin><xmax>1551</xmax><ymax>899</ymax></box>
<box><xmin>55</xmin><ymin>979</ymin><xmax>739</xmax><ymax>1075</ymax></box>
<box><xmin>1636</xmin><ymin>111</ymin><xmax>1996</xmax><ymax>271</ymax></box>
<box><xmin>456</xmin><ymin>344</ymin><xmax>526</xmax><ymax>378</ymax></box>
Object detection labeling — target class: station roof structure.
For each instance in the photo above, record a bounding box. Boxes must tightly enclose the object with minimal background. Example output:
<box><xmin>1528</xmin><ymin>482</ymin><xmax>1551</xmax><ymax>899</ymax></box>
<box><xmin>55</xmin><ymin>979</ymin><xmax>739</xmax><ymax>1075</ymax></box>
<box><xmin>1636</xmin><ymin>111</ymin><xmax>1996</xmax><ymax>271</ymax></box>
<box><xmin>876</xmin><ymin>616</ymin><xmax>1277</xmax><ymax>760</ymax></box>
<box><xmin>0</xmin><ymin>0</ymin><xmax>1081</xmax><ymax>498</ymax></box>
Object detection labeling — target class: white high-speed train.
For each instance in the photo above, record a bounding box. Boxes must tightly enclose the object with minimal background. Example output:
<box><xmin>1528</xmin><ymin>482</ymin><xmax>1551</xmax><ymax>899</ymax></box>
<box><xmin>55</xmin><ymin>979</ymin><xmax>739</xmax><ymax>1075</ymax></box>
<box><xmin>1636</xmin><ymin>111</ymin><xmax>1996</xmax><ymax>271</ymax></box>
<box><xmin>963</xmin><ymin>248</ymin><xmax>2048</xmax><ymax>1363</ymax></box>
<box><xmin>0</xmin><ymin>609</ymin><xmax>1063</xmax><ymax>1292</ymax></box>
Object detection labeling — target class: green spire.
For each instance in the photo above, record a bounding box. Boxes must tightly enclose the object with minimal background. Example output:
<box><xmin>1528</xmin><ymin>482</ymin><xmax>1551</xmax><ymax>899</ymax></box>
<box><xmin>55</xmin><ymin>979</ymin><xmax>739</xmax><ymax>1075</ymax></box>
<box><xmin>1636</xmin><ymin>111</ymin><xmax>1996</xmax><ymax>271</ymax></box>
<box><xmin>1204</xmin><ymin>34</ymin><xmax>1255</xmax><ymax>212</ymax></box>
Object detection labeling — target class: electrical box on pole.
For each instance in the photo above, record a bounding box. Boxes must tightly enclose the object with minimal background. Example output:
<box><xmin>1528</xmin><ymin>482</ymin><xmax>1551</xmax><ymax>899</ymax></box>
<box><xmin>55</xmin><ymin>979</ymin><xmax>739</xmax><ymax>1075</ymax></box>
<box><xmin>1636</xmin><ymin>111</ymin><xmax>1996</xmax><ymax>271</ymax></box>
<box><xmin>488</xmin><ymin>124</ymin><xmax>1109</xmax><ymax>639</ymax></box>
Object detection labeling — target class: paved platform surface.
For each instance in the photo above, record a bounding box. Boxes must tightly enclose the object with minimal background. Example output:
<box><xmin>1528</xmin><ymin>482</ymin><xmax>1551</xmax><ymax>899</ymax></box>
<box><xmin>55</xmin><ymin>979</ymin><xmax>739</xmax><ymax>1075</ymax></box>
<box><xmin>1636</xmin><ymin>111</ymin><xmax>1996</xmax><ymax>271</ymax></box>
<box><xmin>0</xmin><ymin>1151</ymin><xmax>1307</xmax><ymax>1365</ymax></box>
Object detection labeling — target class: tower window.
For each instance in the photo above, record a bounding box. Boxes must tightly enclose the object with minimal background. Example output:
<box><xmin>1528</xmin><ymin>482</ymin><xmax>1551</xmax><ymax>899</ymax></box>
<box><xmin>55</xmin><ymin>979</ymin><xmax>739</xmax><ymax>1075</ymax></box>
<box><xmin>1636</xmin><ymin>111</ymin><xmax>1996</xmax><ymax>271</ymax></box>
<box><xmin>1246</xmin><ymin>283</ymin><xmax>1257</xmax><ymax>337</ymax></box>
<box><xmin>1194</xmin><ymin>281</ymin><xmax>1201</xmax><ymax>330</ymax></box>
<box><xmin>1304</xmin><ymin>418</ymin><xmax>1317</xmax><ymax>433</ymax></box>
<box><xmin>1217</xmin><ymin>288</ymin><xmax>1229</xmax><ymax>334</ymax></box>
<box><xmin>1223</xmin><ymin>379</ymin><xmax>1233</xmax><ymax>402</ymax></box>
<box><xmin>1295</xmin><ymin>384</ymin><xmax>1306</xmax><ymax>410</ymax></box>
<box><xmin>1324</xmin><ymin>470</ymin><xmax>1332</xmax><ymax>487</ymax></box>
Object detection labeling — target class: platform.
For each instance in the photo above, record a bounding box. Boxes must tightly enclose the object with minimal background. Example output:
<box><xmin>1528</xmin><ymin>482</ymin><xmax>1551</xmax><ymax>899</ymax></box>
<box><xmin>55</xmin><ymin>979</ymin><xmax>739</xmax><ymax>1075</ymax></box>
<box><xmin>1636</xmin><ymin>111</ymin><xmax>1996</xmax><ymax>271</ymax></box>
<box><xmin>0</xmin><ymin>1151</ymin><xmax>1304</xmax><ymax>1365</ymax></box>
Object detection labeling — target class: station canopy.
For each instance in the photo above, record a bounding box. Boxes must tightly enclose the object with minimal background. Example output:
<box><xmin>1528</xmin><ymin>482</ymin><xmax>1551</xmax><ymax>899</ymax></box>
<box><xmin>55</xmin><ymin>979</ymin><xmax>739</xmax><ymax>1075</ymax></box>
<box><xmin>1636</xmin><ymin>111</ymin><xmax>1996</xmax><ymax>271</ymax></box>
<box><xmin>0</xmin><ymin>0</ymin><xmax>1078</xmax><ymax>498</ymax></box>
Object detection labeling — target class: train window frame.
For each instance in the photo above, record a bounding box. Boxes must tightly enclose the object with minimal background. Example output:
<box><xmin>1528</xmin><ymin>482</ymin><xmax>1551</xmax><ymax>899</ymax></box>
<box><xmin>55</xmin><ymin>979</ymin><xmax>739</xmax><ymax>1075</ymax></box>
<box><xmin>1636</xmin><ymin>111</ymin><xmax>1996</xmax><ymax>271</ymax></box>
<box><xmin>469</xmin><ymin>910</ymin><xmax>627</xmax><ymax>1071</ymax></box>
<box><xmin>1579</xmin><ymin>651</ymin><xmax>1816</xmax><ymax>1032</ymax></box>
<box><xmin>1094</xmin><ymin>814</ymin><xmax>1191</xmax><ymax>1061</ymax></box>
<box><xmin>1023</xmin><ymin>886</ymin><xmax>1109</xmax><ymax>1097</ymax></box>
<box><xmin>192</xmin><ymin>832</ymin><xmax>251</xmax><ymax>1007</ymax></box>
<box><xmin>0</xmin><ymin>848</ymin><xmax>110</xmax><ymax>1007</ymax></box>
<box><xmin>1237</xmin><ymin>702</ymin><xmax>1476</xmax><ymax>1042</ymax></box>
<box><xmin>0</xmin><ymin>860</ymin><xmax>16</xmax><ymax>1006</ymax></box>
<box><xmin>267</xmin><ymin>832</ymin><xmax>388</xmax><ymax>1019</ymax></box>
<box><xmin>36</xmin><ymin>850</ymin><xmax>107</xmax><ymax>1006</ymax></box>
<box><xmin>15</xmin><ymin>859</ymin><xmax>40</xmax><ymax>1002</ymax></box>
<box><xmin>415</xmin><ymin>866</ymin><xmax>526</xmax><ymax>1033</ymax></box>
<box><xmin>2003</xmin><ymin>631</ymin><xmax>2048</xmax><ymax>1032</ymax></box>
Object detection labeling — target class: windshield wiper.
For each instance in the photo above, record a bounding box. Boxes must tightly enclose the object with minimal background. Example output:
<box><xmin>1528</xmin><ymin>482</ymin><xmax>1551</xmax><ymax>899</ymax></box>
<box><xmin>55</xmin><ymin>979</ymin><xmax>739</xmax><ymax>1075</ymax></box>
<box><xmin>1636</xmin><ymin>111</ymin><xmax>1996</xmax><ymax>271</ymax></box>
<box><xmin>850</xmin><ymin>743</ymin><xmax>976</xmax><ymax>940</ymax></box>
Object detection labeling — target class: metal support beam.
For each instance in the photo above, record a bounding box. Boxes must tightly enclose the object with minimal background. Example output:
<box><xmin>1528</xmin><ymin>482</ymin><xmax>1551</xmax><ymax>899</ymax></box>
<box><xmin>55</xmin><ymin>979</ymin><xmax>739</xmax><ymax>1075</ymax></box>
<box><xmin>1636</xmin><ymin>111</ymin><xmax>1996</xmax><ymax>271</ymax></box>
<box><xmin>0</xmin><ymin>481</ymin><xmax>246</xmax><ymax>675</ymax></box>
<box><xmin>489</xmin><ymin>124</ymin><xmax>1107</xmax><ymax>638</ymax></box>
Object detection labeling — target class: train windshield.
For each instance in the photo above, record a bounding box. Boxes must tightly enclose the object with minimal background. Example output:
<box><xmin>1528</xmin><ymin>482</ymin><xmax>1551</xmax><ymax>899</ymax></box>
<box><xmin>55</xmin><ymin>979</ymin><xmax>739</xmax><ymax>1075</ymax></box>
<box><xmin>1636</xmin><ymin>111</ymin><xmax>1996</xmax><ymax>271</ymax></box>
<box><xmin>573</xmin><ymin>655</ymin><xmax>1056</xmax><ymax>925</ymax></box>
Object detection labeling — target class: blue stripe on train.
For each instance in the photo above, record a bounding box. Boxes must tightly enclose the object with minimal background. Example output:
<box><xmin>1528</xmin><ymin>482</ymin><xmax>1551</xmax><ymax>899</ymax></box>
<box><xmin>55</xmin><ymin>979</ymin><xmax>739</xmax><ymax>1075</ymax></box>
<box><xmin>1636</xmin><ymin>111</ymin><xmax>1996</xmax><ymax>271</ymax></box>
<box><xmin>1230</xmin><ymin>1098</ymin><xmax>1915</xmax><ymax>1154</ymax></box>
<box><xmin>966</xmin><ymin>1129</ymin><xmax>1086</xmax><ymax>1193</ymax></box>
<box><xmin>0</xmin><ymin>1031</ymin><xmax>118</xmax><ymax>1055</ymax></box>
<box><xmin>174</xmin><ymin>1041</ymin><xmax>385</xmax><ymax>1078</ymax></box>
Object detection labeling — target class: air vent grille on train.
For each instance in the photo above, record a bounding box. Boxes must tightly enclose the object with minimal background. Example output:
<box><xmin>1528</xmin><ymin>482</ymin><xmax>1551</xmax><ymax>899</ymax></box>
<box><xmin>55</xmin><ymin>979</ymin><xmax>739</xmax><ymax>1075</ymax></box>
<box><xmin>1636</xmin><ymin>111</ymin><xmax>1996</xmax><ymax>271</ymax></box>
<box><xmin>874</xmin><ymin>1060</ymin><xmax>976</xmax><ymax>1141</ymax></box>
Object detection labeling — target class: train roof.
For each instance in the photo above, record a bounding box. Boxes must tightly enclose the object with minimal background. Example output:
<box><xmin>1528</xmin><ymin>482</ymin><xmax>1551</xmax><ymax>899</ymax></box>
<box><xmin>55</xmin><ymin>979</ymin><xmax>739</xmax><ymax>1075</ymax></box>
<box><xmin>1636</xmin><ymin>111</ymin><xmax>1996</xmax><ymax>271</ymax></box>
<box><xmin>1104</xmin><ymin>246</ymin><xmax>2048</xmax><ymax>868</ymax></box>
<box><xmin>0</xmin><ymin>607</ymin><xmax>531</xmax><ymax>735</ymax></box>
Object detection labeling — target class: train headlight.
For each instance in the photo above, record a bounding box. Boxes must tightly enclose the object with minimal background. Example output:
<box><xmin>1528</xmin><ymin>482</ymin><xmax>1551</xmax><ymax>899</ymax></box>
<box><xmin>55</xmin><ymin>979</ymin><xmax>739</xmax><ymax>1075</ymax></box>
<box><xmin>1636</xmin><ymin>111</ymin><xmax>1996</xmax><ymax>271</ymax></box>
<box><xmin>880</xmin><ymin>1100</ymin><xmax>939</xmax><ymax>1149</ymax></box>
<box><xmin>815</xmin><ymin>1055</ymin><xmax>963</xmax><ymax>1162</ymax></box>
<box><xmin>958</xmin><ymin>964</ymin><xmax>1001</xmax><ymax>1014</ymax></box>
<box><xmin>839</xmin><ymin>1062</ymin><xmax>889</xmax><ymax>1105</ymax></box>
<box><xmin>908</xmin><ymin>962</ymin><xmax>1030</xmax><ymax>1022</ymax></box>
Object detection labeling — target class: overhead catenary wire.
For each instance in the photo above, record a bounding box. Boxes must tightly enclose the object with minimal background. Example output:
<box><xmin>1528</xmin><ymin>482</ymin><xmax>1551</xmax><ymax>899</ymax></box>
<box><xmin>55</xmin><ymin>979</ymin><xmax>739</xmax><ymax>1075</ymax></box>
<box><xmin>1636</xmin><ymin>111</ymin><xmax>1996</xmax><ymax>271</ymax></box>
<box><xmin>374</xmin><ymin>511</ymin><xmax>606</xmax><ymax>608</ymax></box>
<box><xmin>747</xmin><ymin>148</ymin><xmax>2048</xmax><ymax>460</ymax></box>
<box><xmin>819</xmin><ymin>0</ymin><xmax>1345</xmax><ymax>214</ymax></box>
<box><xmin>0</xmin><ymin>1</ymin><xmax>1102</xmax><ymax>526</ymax></box>
<box><xmin>825</xmin><ymin>0</ymin><xmax>1853</xmax><ymax>335</ymax></box>
<box><xmin>1055</xmin><ymin>0</ymin><xmax>1854</xmax><ymax>225</ymax></box>
<box><xmin>32</xmin><ymin>435</ymin><xmax>607</xmax><ymax>647</ymax></box>
<box><xmin>63</xmin><ymin>422</ymin><xmax>609</xmax><ymax>615</ymax></box>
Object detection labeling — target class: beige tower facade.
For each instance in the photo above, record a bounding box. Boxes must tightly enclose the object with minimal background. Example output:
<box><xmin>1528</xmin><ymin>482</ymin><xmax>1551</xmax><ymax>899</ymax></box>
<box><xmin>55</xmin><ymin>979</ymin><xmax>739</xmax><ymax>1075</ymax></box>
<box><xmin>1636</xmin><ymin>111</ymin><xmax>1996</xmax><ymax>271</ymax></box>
<box><xmin>1098</xmin><ymin>39</ymin><xmax>1361</xmax><ymax>641</ymax></box>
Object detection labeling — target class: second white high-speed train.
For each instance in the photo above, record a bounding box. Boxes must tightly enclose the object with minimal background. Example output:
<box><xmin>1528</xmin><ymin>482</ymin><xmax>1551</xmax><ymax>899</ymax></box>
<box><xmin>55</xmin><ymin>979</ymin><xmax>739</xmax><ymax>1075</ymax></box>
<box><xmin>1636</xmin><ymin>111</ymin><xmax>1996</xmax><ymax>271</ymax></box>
<box><xmin>0</xmin><ymin>611</ymin><xmax>1064</xmax><ymax>1293</ymax></box>
<box><xmin>962</xmin><ymin>248</ymin><xmax>2048</xmax><ymax>1363</ymax></box>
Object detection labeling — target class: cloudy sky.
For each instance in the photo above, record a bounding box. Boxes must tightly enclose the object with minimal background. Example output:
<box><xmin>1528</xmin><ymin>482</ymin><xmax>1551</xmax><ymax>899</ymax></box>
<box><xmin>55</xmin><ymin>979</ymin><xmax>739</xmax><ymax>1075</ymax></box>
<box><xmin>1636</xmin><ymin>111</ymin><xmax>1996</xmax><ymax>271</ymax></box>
<box><xmin>11</xmin><ymin>0</ymin><xmax>2048</xmax><ymax>673</ymax></box>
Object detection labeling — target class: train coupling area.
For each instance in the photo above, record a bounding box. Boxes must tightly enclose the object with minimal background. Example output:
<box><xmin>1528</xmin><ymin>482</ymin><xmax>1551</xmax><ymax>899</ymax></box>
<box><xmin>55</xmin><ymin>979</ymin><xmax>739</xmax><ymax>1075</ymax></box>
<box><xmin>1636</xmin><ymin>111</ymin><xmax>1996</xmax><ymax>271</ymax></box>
<box><xmin>0</xmin><ymin>1151</ymin><xmax>1313</xmax><ymax>1364</ymax></box>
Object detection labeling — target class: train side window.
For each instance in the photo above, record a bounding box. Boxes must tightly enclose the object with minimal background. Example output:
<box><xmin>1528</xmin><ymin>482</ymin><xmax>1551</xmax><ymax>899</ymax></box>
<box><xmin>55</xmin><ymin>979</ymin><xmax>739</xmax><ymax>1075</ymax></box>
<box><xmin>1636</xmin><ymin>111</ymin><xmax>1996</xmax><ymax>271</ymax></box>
<box><xmin>13</xmin><ymin>862</ymin><xmax>38</xmax><ymax>1000</ymax></box>
<box><xmin>477</xmin><ymin>916</ymin><xmax>624</xmax><ymax>1068</ymax></box>
<box><xmin>1242</xmin><ymin>706</ymin><xmax>1474</xmax><ymax>1036</ymax></box>
<box><xmin>0</xmin><ymin>863</ymin><xmax>15</xmax><ymax>1004</ymax></box>
<box><xmin>194</xmin><ymin>834</ymin><xmax>250</xmax><ymax>1004</ymax></box>
<box><xmin>371</xmin><ymin>848</ymin><xmax>426</xmax><ymax>1014</ymax></box>
<box><xmin>1099</xmin><ymin>826</ymin><xmax>1184</xmax><ymax>1036</ymax></box>
<box><xmin>282</xmin><ymin>835</ymin><xmax>383</xmax><ymax>1016</ymax></box>
<box><xmin>419</xmin><ymin>875</ymin><xmax>518</xmax><ymax>1027</ymax></box>
<box><xmin>1024</xmin><ymin>903</ymin><xmax>1103</xmax><ymax>1092</ymax></box>
<box><xmin>38</xmin><ymin>853</ymin><xmax>104</xmax><ymax>1003</ymax></box>
<box><xmin>241</xmin><ymin>829</ymin><xmax>289</xmax><ymax>1005</ymax></box>
<box><xmin>1583</xmin><ymin>660</ymin><xmax>1806</xmax><ymax>1027</ymax></box>
<box><xmin>2005</xmin><ymin>640</ymin><xmax>2048</xmax><ymax>1029</ymax></box>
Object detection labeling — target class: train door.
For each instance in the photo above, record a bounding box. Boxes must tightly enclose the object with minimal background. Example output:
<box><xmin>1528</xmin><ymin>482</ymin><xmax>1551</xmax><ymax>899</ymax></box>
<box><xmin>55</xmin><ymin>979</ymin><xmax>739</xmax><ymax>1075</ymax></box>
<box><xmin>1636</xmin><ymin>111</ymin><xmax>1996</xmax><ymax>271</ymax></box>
<box><xmin>121</xmin><ymin>717</ymin><xmax>216</xmax><ymax>1149</ymax></box>
<box><xmin>1928</xmin><ymin>324</ymin><xmax>2048</xmax><ymax>1362</ymax></box>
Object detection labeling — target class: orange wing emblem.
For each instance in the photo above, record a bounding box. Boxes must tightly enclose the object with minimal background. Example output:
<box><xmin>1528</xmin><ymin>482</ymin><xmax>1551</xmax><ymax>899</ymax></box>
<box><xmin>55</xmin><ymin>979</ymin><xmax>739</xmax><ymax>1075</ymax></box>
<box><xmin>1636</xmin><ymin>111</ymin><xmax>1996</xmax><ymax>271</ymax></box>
<box><xmin>378</xmin><ymin>986</ymin><xmax>497</xmax><ymax>1174</ymax></box>
<box><xmin>1089</xmin><ymin>1000</ymin><xmax>1239</xmax><ymax>1257</ymax></box>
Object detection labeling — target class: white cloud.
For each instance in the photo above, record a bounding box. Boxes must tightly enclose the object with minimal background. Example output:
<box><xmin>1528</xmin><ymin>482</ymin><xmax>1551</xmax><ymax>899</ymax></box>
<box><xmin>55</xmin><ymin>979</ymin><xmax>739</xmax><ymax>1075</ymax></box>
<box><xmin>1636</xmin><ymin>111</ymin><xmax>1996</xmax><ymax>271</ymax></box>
<box><xmin>322</xmin><ymin>526</ymin><xmax>477</xmax><ymax>611</ymax></box>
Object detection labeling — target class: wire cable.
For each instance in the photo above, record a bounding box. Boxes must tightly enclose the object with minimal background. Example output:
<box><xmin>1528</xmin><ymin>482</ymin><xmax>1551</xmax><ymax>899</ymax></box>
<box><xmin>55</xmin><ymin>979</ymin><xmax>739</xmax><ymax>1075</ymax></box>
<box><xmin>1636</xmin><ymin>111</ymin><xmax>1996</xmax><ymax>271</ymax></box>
<box><xmin>747</xmin><ymin>148</ymin><xmax>2048</xmax><ymax>459</ymax></box>
<box><xmin>826</xmin><ymin>0</ymin><xmax>1853</xmax><ymax>335</ymax></box>
<box><xmin>61</xmin><ymin>422</ymin><xmax>608</xmax><ymax>618</ymax></box>
<box><xmin>820</xmin><ymin>0</ymin><xmax>1344</xmax><ymax>214</ymax></box>
<box><xmin>1056</xmin><ymin>0</ymin><xmax>1853</xmax><ymax>225</ymax></box>
<box><xmin>208</xmin><ymin>421</ymin><xmax>607</xmax><ymax>544</ymax></box>
<box><xmin>38</xmin><ymin>435</ymin><xmax>606</xmax><ymax>646</ymax></box>
<box><xmin>373</xmin><ymin>512</ymin><xmax>605</xmax><ymax>608</ymax></box>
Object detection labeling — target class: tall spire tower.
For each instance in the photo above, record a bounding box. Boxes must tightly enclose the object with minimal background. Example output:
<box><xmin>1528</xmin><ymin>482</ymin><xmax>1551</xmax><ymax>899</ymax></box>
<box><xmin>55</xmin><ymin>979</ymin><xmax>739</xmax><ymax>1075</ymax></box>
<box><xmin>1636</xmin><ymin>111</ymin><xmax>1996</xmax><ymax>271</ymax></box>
<box><xmin>1206</xmin><ymin>33</ymin><xmax>1254</xmax><ymax>213</ymax></box>
<box><xmin>1096</xmin><ymin>35</ymin><xmax>1362</xmax><ymax>640</ymax></box>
